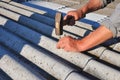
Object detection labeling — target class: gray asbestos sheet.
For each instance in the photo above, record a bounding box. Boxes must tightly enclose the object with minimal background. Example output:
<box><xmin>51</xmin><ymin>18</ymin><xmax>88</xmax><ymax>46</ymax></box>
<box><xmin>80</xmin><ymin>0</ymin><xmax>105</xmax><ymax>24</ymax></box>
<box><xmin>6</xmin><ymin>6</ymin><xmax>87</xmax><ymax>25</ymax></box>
<box><xmin>2</xmin><ymin>0</ymin><xmax>46</xmax><ymax>14</ymax></box>
<box><xmin>0</xmin><ymin>16</ymin><xmax>92</xmax><ymax>69</ymax></box>
<box><xmin>0</xmin><ymin>27</ymin><xmax>90</xmax><ymax>80</ymax></box>
<box><xmin>0</xmin><ymin>2</ymin><xmax>54</xmax><ymax>26</ymax></box>
<box><xmin>65</xmin><ymin>72</ymin><xmax>90</xmax><ymax>80</ymax></box>
<box><xmin>0</xmin><ymin>46</ymin><xmax>45</xmax><ymax>80</ymax></box>
<box><xmin>113</xmin><ymin>42</ymin><xmax>120</xmax><ymax>52</ymax></box>
<box><xmin>84</xmin><ymin>60</ymin><xmax>120</xmax><ymax>80</ymax></box>
<box><xmin>100</xmin><ymin>49</ymin><xmax>120</xmax><ymax>67</ymax></box>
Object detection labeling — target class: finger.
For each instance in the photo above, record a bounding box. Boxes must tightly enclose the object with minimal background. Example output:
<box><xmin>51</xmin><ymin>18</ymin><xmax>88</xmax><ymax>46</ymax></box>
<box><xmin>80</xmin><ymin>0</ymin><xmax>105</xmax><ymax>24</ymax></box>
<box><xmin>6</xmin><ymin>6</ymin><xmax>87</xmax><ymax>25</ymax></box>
<box><xmin>56</xmin><ymin>40</ymin><xmax>64</xmax><ymax>49</ymax></box>
<box><xmin>56</xmin><ymin>42</ymin><xmax>65</xmax><ymax>49</ymax></box>
<box><xmin>56</xmin><ymin>44</ymin><xmax>60</xmax><ymax>49</ymax></box>
<box><xmin>64</xmin><ymin>15</ymin><xmax>68</xmax><ymax>20</ymax></box>
<box><xmin>64</xmin><ymin>13</ymin><xmax>73</xmax><ymax>20</ymax></box>
<box><xmin>56</xmin><ymin>42</ymin><xmax>61</xmax><ymax>49</ymax></box>
<box><xmin>64</xmin><ymin>47</ymin><xmax>70</xmax><ymax>52</ymax></box>
<box><xmin>58</xmin><ymin>36</ymin><xmax>66</xmax><ymax>41</ymax></box>
<box><xmin>60</xmin><ymin>44</ymin><xmax>65</xmax><ymax>49</ymax></box>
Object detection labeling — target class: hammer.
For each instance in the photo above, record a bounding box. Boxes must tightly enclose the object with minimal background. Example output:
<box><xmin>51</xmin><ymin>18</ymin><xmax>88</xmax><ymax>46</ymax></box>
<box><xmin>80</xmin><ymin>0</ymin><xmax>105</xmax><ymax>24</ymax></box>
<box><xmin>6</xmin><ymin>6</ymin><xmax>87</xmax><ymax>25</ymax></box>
<box><xmin>55</xmin><ymin>12</ymin><xmax>75</xmax><ymax>35</ymax></box>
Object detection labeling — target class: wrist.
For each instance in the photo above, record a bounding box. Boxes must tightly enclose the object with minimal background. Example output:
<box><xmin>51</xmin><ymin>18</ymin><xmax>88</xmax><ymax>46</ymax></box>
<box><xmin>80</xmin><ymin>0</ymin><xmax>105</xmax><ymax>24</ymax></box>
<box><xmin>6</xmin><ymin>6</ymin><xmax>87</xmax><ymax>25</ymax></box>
<box><xmin>76</xmin><ymin>40</ymin><xmax>86</xmax><ymax>52</ymax></box>
<box><xmin>76</xmin><ymin>7</ymin><xmax>87</xmax><ymax>18</ymax></box>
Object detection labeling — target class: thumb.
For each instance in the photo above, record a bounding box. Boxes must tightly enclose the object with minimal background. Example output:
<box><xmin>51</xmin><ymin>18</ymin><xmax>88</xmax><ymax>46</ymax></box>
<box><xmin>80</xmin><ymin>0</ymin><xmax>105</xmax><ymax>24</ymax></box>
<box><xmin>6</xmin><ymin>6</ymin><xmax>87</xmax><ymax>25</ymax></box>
<box><xmin>64</xmin><ymin>15</ymin><xmax>68</xmax><ymax>20</ymax></box>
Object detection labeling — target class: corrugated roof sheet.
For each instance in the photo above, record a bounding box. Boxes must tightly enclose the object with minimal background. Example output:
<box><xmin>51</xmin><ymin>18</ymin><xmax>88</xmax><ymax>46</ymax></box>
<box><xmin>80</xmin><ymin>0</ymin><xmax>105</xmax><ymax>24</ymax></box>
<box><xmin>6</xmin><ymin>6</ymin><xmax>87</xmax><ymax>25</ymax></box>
<box><xmin>0</xmin><ymin>0</ymin><xmax>120</xmax><ymax>80</ymax></box>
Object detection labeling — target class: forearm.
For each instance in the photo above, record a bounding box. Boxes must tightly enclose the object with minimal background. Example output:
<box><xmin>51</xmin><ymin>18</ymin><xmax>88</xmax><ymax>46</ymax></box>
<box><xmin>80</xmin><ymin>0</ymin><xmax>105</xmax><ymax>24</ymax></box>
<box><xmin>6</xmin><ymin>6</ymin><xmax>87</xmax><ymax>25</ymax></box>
<box><xmin>77</xmin><ymin>25</ymin><xmax>113</xmax><ymax>51</ymax></box>
<box><xmin>77</xmin><ymin>0</ymin><xmax>103</xmax><ymax>15</ymax></box>
<box><xmin>56</xmin><ymin>25</ymin><xmax>113</xmax><ymax>52</ymax></box>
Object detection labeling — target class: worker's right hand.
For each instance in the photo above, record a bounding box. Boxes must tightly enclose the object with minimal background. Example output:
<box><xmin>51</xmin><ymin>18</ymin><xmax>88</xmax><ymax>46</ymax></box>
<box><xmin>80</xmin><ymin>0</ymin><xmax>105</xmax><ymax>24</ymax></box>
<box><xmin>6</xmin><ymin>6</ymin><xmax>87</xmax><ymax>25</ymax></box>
<box><xmin>64</xmin><ymin>9</ymin><xmax>85</xmax><ymax>21</ymax></box>
<box><xmin>56</xmin><ymin>36</ymin><xmax>82</xmax><ymax>52</ymax></box>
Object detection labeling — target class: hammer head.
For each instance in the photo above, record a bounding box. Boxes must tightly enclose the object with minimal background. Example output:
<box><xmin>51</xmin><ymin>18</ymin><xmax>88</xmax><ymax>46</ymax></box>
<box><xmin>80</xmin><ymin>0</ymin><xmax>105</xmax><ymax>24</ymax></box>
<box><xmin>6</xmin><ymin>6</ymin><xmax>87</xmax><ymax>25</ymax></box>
<box><xmin>55</xmin><ymin>12</ymin><xmax>63</xmax><ymax>35</ymax></box>
<box><xmin>55</xmin><ymin>12</ymin><xmax>75</xmax><ymax>35</ymax></box>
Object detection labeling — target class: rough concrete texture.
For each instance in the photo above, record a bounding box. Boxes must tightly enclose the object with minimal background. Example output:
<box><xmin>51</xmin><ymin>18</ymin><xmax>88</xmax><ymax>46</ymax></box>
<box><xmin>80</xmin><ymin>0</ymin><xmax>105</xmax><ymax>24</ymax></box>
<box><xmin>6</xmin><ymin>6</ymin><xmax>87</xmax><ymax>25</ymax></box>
<box><xmin>0</xmin><ymin>46</ymin><xmax>46</xmax><ymax>80</ymax></box>
<box><xmin>100</xmin><ymin>50</ymin><xmax>120</xmax><ymax>67</ymax></box>
<box><xmin>0</xmin><ymin>0</ymin><xmax>120</xmax><ymax>80</ymax></box>
<box><xmin>0</xmin><ymin>27</ymin><xmax>79</xmax><ymax>80</ymax></box>
<box><xmin>65</xmin><ymin>72</ymin><xmax>89</xmax><ymax>80</ymax></box>
<box><xmin>84</xmin><ymin>60</ymin><xmax>120</xmax><ymax>80</ymax></box>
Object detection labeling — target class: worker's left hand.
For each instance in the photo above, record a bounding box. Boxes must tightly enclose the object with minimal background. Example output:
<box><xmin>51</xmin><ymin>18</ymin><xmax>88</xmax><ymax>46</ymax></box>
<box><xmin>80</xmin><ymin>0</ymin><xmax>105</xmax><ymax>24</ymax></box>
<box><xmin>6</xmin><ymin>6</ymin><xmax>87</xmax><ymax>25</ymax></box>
<box><xmin>56</xmin><ymin>36</ymin><xmax>81</xmax><ymax>52</ymax></box>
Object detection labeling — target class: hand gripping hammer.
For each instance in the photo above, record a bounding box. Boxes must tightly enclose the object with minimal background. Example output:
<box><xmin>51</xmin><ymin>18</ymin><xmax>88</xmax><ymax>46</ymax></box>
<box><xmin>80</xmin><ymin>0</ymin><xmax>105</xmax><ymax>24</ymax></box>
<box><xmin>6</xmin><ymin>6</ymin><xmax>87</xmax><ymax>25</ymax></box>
<box><xmin>55</xmin><ymin>12</ymin><xmax>75</xmax><ymax>36</ymax></box>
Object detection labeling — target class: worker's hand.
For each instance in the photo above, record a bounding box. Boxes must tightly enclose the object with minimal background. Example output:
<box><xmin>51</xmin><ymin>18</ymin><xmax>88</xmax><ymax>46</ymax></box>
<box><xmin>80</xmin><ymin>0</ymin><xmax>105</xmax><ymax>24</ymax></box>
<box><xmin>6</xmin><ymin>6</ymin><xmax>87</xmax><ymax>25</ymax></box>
<box><xmin>56</xmin><ymin>36</ymin><xmax>82</xmax><ymax>52</ymax></box>
<box><xmin>64</xmin><ymin>9</ymin><xmax>85</xmax><ymax>21</ymax></box>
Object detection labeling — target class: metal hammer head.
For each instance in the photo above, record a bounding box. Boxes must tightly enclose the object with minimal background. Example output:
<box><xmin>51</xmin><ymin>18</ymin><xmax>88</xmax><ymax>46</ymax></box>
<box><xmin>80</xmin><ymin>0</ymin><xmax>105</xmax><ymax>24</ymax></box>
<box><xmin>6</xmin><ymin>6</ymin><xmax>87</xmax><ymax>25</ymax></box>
<box><xmin>55</xmin><ymin>12</ymin><xmax>63</xmax><ymax>35</ymax></box>
<box><xmin>55</xmin><ymin>12</ymin><xmax>75</xmax><ymax>35</ymax></box>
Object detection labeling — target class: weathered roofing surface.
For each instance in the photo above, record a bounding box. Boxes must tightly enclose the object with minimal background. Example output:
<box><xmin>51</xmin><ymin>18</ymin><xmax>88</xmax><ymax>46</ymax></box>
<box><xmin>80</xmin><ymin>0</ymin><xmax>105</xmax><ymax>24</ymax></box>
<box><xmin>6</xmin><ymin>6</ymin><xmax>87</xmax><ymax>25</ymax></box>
<box><xmin>0</xmin><ymin>0</ymin><xmax>120</xmax><ymax>80</ymax></box>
